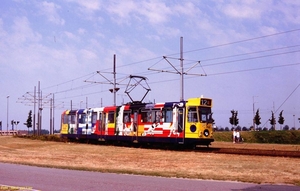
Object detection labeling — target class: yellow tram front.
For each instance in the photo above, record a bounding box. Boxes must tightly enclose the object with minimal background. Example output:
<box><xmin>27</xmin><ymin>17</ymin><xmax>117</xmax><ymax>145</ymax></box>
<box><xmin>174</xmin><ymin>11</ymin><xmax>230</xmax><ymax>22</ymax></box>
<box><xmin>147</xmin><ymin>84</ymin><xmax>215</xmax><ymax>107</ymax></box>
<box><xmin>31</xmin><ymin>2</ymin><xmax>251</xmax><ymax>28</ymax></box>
<box><xmin>184</xmin><ymin>97</ymin><xmax>214</xmax><ymax>146</ymax></box>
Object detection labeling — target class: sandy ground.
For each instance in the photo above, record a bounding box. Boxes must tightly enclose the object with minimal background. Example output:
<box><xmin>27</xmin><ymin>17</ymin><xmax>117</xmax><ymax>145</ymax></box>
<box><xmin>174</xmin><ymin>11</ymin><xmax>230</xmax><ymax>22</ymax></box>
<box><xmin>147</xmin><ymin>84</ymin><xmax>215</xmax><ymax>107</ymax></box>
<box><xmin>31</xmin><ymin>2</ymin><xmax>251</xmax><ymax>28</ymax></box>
<box><xmin>0</xmin><ymin>136</ymin><xmax>300</xmax><ymax>185</ymax></box>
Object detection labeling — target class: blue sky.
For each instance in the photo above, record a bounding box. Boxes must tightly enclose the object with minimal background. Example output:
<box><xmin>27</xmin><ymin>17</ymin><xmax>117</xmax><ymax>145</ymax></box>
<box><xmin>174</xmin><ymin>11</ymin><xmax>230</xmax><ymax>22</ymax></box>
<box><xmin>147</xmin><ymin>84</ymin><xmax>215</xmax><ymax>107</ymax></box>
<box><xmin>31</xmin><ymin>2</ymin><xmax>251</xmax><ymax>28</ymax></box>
<box><xmin>0</xmin><ymin>0</ymin><xmax>300</xmax><ymax>131</ymax></box>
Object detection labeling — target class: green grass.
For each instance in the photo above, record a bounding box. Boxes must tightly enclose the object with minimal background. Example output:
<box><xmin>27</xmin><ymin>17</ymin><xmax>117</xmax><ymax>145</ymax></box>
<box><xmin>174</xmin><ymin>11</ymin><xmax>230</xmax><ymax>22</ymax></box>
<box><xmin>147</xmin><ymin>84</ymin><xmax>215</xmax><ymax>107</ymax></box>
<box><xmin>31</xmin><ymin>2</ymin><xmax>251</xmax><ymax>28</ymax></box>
<box><xmin>214</xmin><ymin>130</ymin><xmax>300</xmax><ymax>144</ymax></box>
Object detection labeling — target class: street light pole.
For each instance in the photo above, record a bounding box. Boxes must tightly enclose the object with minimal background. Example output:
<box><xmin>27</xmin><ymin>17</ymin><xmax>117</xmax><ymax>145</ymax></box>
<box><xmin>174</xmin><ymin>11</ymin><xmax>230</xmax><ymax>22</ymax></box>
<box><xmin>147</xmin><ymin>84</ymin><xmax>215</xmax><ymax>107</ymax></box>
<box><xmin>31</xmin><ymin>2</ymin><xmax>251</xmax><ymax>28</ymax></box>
<box><xmin>252</xmin><ymin>98</ymin><xmax>254</xmax><ymax>130</ymax></box>
<box><xmin>7</xmin><ymin>95</ymin><xmax>9</xmax><ymax>132</ymax></box>
<box><xmin>293</xmin><ymin>114</ymin><xmax>295</xmax><ymax>129</ymax></box>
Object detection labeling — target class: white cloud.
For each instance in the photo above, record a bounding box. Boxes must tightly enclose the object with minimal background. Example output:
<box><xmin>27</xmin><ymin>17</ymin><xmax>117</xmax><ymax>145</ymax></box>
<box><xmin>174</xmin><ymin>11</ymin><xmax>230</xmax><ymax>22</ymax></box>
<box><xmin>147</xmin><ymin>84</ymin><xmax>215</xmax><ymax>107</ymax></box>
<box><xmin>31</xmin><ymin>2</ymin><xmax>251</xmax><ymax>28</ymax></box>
<box><xmin>259</xmin><ymin>26</ymin><xmax>278</xmax><ymax>36</ymax></box>
<box><xmin>173</xmin><ymin>2</ymin><xmax>201</xmax><ymax>17</ymax></box>
<box><xmin>139</xmin><ymin>0</ymin><xmax>172</xmax><ymax>24</ymax></box>
<box><xmin>275</xmin><ymin>1</ymin><xmax>300</xmax><ymax>25</ymax></box>
<box><xmin>108</xmin><ymin>36</ymin><xmax>156</xmax><ymax>69</ymax></box>
<box><xmin>0</xmin><ymin>19</ymin><xmax>7</xmax><ymax>38</ymax></box>
<box><xmin>106</xmin><ymin>0</ymin><xmax>172</xmax><ymax>25</ymax></box>
<box><xmin>11</xmin><ymin>17</ymin><xmax>42</xmax><ymax>45</ymax></box>
<box><xmin>156</xmin><ymin>26</ymin><xmax>181</xmax><ymax>38</ymax></box>
<box><xmin>106</xmin><ymin>0</ymin><xmax>138</xmax><ymax>25</ymax></box>
<box><xmin>38</xmin><ymin>1</ymin><xmax>65</xmax><ymax>25</ymax></box>
<box><xmin>73</xmin><ymin>0</ymin><xmax>102</xmax><ymax>11</ymax></box>
<box><xmin>65</xmin><ymin>0</ymin><xmax>102</xmax><ymax>17</ymax></box>
<box><xmin>64</xmin><ymin>31</ymin><xmax>80</xmax><ymax>41</ymax></box>
<box><xmin>221</xmin><ymin>1</ymin><xmax>269</xmax><ymax>19</ymax></box>
<box><xmin>145</xmin><ymin>34</ymin><xmax>160</xmax><ymax>41</ymax></box>
<box><xmin>80</xmin><ymin>49</ymin><xmax>98</xmax><ymax>60</ymax></box>
<box><xmin>78</xmin><ymin>28</ymin><xmax>86</xmax><ymax>35</ymax></box>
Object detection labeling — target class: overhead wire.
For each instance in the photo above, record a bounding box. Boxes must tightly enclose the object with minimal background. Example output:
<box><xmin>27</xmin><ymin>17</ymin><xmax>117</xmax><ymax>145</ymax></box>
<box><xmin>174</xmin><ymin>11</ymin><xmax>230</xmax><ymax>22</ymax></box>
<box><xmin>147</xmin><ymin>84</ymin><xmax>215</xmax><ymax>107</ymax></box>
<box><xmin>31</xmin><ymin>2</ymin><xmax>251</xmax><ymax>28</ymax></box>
<box><xmin>261</xmin><ymin>83</ymin><xmax>300</xmax><ymax>127</ymax></box>
<box><xmin>43</xmin><ymin>28</ymin><xmax>300</xmax><ymax>100</ymax></box>
<box><xmin>44</xmin><ymin>29</ymin><xmax>300</xmax><ymax>89</ymax></box>
<box><xmin>147</xmin><ymin>47</ymin><xmax>300</xmax><ymax>75</ymax></box>
<box><xmin>43</xmin><ymin>71</ymin><xmax>97</xmax><ymax>90</ymax></box>
<box><xmin>182</xmin><ymin>28</ymin><xmax>300</xmax><ymax>54</ymax></box>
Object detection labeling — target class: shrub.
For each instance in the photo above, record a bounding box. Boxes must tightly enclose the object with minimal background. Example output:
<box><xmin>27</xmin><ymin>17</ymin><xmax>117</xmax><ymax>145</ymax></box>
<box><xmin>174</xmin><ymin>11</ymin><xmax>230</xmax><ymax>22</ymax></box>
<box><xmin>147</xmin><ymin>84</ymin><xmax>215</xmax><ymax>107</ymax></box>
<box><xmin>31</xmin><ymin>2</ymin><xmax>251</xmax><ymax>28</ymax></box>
<box><xmin>214</xmin><ymin>130</ymin><xmax>300</xmax><ymax>144</ymax></box>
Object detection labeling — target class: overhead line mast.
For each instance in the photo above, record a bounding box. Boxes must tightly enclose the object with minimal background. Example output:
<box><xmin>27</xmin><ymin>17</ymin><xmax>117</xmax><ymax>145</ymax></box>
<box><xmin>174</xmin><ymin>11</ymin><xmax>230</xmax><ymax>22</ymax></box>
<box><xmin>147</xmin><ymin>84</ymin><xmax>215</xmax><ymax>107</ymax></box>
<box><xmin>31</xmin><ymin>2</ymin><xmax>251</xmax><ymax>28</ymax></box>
<box><xmin>113</xmin><ymin>54</ymin><xmax>117</xmax><ymax>106</ymax></box>
<box><xmin>180</xmin><ymin>37</ymin><xmax>184</xmax><ymax>101</ymax></box>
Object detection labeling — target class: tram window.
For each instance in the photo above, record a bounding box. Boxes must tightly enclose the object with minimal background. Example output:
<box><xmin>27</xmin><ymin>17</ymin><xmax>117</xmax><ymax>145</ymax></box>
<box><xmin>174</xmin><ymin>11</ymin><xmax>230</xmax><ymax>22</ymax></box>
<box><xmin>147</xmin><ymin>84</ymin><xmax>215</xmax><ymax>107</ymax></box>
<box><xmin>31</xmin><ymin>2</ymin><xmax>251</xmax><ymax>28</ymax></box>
<box><xmin>108</xmin><ymin>112</ymin><xmax>115</xmax><ymax>123</ymax></box>
<box><xmin>188</xmin><ymin>107</ymin><xmax>198</xmax><ymax>122</ymax></box>
<box><xmin>99</xmin><ymin>113</ymin><xmax>102</xmax><ymax>123</ymax></box>
<box><xmin>201</xmin><ymin>114</ymin><xmax>207</xmax><ymax>121</ymax></box>
<box><xmin>70</xmin><ymin>115</ymin><xmax>76</xmax><ymax>124</ymax></box>
<box><xmin>155</xmin><ymin>110</ymin><xmax>162</xmax><ymax>123</ymax></box>
<box><xmin>91</xmin><ymin>112</ymin><xmax>97</xmax><ymax>124</ymax></box>
<box><xmin>146</xmin><ymin>111</ymin><xmax>153</xmax><ymax>122</ymax></box>
<box><xmin>133</xmin><ymin>112</ymin><xmax>138</xmax><ymax>123</ymax></box>
<box><xmin>163</xmin><ymin>109</ymin><xmax>172</xmax><ymax>123</ymax></box>
<box><xmin>141</xmin><ymin>111</ymin><xmax>148</xmax><ymax>122</ymax></box>
<box><xmin>123</xmin><ymin>111</ymin><xmax>131</xmax><ymax>123</ymax></box>
<box><xmin>152</xmin><ymin>110</ymin><xmax>161</xmax><ymax>123</ymax></box>
<box><xmin>141</xmin><ymin>110</ymin><xmax>161</xmax><ymax>123</ymax></box>
<box><xmin>78</xmin><ymin>114</ymin><xmax>87</xmax><ymax>123</ymax></box>
<box><xmin>63</xmin><ymin>115</ymin><xmax>69</xmax><ymax>123</ymax></box>
<box><xmin>147</xmin><ymin>111</ymin><xmax>153</xmax><ymax>122</ymax></box>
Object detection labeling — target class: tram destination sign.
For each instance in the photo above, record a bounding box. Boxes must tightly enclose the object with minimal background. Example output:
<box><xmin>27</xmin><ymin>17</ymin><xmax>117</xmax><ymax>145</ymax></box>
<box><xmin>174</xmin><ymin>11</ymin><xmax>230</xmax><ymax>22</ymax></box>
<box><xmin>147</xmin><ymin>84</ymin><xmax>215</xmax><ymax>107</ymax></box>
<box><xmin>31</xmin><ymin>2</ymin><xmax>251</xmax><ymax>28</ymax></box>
<box><xmin>200</xmin><ymin>98</ymin><xmax>212</xmax><ymax>106</ymax></box>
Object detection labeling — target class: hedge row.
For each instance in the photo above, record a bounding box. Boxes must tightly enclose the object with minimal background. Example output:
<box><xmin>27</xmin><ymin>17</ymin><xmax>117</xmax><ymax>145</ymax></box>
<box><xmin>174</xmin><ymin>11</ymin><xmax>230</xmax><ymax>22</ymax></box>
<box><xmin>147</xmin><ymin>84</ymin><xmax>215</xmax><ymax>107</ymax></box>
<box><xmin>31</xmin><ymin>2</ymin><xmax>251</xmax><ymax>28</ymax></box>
<box><xmin>213</xmin><ymin>130</ymin><xmax>300</xmax><ymax>144</ymax></box>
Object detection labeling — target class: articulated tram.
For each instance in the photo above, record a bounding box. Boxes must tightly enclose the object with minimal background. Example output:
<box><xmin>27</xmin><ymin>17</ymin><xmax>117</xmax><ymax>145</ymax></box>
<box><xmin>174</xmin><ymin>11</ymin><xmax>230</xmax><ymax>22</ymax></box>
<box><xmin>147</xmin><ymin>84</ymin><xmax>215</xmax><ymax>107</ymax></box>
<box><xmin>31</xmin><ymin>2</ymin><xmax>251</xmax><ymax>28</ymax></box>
<box><xmin>60</xmin><ymin>97</ymin><xmax>214</xmax><ymax>147</ymax></box>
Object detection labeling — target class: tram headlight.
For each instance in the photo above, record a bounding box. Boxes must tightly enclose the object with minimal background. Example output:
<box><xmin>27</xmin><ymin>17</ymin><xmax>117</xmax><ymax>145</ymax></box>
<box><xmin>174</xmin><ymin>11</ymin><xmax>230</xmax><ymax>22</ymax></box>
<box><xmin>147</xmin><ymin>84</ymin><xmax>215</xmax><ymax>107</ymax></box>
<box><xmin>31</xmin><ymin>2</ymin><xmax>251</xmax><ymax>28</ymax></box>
<box><xmin>204</xmin><ymin>129</ymin><xmax>209</xmax><ymax>137</ymax></box>
<box><xmin>190</xmin><ymin>125</ymin><xmax>196</xmax><ymax>132</ymax></box>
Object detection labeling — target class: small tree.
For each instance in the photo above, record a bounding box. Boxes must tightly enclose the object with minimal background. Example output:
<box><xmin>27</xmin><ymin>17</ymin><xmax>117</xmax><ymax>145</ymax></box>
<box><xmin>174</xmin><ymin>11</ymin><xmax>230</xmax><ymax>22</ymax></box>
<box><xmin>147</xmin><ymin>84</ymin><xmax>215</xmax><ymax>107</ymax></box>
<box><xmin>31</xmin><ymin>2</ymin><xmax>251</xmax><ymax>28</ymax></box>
<box><xmin>26</xmin><ymin>110</ymin><xmax>33</xmax><ymax>134</ymax></box>
<box><xmin>229</xmin><ymin>110</ymin><xmax>234</xmax><ymax>127</ymax></box>
<box><xmin>234</xmin><ymin>111</ymin><xmax>239</xmax><ymax>127</ymax></box>
<box><xmin>269</xmin><ymin>111</ymin><xmax>276</xmax><ymax>130</ymax></box>
<box><xmin>229</xmin><ymin>110</ymin><xmax>239</xmax><ymax>128</ymax></box>
<box><xmin>278</xmin><ymin>110</ymin><xmax>285</xmax><ymax>130</ymax></box>
<box><xmin>253</xmin><ymin>109</ymin><xmax>261</xmax><ymax>130</ymax></box>
<box><xmin>283</xmin><ymin>125</ymin><xmax>289</xmax><ymax>131</ymax></box>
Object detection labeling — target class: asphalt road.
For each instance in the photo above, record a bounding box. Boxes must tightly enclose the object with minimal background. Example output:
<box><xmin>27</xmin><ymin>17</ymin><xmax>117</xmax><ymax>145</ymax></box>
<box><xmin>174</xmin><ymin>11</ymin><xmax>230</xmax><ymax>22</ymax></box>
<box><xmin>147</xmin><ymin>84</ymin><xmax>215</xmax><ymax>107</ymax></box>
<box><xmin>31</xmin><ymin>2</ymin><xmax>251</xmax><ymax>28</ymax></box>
<box><xmin>0</xmin><ymin>163</ymin><xmax>299</xmax><ymax>191</ymax></box>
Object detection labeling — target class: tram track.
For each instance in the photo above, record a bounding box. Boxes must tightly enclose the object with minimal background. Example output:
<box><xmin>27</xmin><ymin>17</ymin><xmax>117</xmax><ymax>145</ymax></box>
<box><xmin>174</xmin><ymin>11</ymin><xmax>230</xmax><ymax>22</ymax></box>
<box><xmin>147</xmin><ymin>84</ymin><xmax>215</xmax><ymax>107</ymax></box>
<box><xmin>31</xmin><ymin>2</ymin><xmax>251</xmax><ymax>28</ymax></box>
<box><xmin>62</xmin><ymin>137</ymin><xmax>300</xmax><ymax>158</ymax></box>
<box><xmin>101</xmin><ymin>142</ymin><xmax>300</xmax><ymax>158</ymax></box>
<box><xmin>194</xmin><ymin>147</ymin><xmax>300</xmax><ymax>158</ymax></box>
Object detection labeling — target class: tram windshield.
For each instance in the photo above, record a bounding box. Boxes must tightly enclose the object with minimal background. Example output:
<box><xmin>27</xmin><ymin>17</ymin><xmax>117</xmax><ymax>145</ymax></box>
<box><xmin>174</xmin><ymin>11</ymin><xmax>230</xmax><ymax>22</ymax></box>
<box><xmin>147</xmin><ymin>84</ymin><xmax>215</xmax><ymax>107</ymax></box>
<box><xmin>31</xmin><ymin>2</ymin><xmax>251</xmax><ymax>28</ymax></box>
<box><xmin>198</xmin><ymin>107</ymin><xmax>213</xmax><ymax>123</ymax></box>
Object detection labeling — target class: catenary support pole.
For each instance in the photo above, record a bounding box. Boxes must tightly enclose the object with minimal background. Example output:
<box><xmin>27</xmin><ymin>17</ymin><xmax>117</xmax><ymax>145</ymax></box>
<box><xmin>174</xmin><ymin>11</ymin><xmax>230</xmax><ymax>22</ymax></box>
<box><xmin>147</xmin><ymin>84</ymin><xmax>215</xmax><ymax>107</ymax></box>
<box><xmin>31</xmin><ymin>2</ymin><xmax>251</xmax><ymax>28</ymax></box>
<box><xmin>180</xmin><ymin>37</ymin><xmax>184</xmax><ymax>101</ymax></box>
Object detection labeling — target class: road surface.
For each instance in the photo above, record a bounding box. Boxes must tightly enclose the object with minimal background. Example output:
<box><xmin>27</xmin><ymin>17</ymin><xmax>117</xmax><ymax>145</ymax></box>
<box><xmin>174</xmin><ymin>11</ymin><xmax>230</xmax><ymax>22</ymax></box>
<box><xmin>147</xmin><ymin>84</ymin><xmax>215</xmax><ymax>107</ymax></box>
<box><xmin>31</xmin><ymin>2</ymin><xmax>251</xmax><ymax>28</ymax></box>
<box><xmin>0</xmin><ymin>163</ymin><xmax>299</xmax><ymax>191</ymax></box>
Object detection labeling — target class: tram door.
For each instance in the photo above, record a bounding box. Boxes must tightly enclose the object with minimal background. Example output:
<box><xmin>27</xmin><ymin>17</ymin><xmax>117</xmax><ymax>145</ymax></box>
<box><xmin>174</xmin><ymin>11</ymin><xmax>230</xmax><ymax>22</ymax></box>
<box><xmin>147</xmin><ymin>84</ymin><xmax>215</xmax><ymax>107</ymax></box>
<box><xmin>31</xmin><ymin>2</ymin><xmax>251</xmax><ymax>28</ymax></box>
<box><xmin>99</xmin><ymin>112</ymin><xmax>105</xmax><ymax>138</ymax></box>
<box><xmin>98</xmin><ymin>112</ymin><xmax>105</xmax><ymax>141</ymax></box>
<box><xmin>133</xmin><ymin>110</ymin><xmax>138</xmax><ymax>141</ymax></box>
<box><xmin>179</xmin><ymin>108</ymin><xmax>185</xmax><ymax>143</ymax></box>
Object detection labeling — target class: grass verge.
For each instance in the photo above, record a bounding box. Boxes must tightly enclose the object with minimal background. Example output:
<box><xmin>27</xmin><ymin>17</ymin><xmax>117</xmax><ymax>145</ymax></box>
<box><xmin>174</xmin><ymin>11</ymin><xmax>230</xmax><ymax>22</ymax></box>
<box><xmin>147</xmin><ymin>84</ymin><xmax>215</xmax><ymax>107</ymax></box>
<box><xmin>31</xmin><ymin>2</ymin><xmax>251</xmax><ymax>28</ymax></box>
<box><xmin>1</xmin><ymin>136</ymin><xmax>300</xmax><ymax>186</ymax></box>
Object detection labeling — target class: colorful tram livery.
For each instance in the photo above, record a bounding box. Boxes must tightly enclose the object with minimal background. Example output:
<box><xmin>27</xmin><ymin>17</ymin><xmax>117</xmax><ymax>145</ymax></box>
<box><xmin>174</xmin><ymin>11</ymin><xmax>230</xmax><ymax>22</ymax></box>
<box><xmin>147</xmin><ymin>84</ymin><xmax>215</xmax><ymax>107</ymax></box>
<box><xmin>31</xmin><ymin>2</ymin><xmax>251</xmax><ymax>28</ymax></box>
<box><xmin>60</xmin><ymin>97</ymin><xmax>214</xmax><ymax>147</ymax></box>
